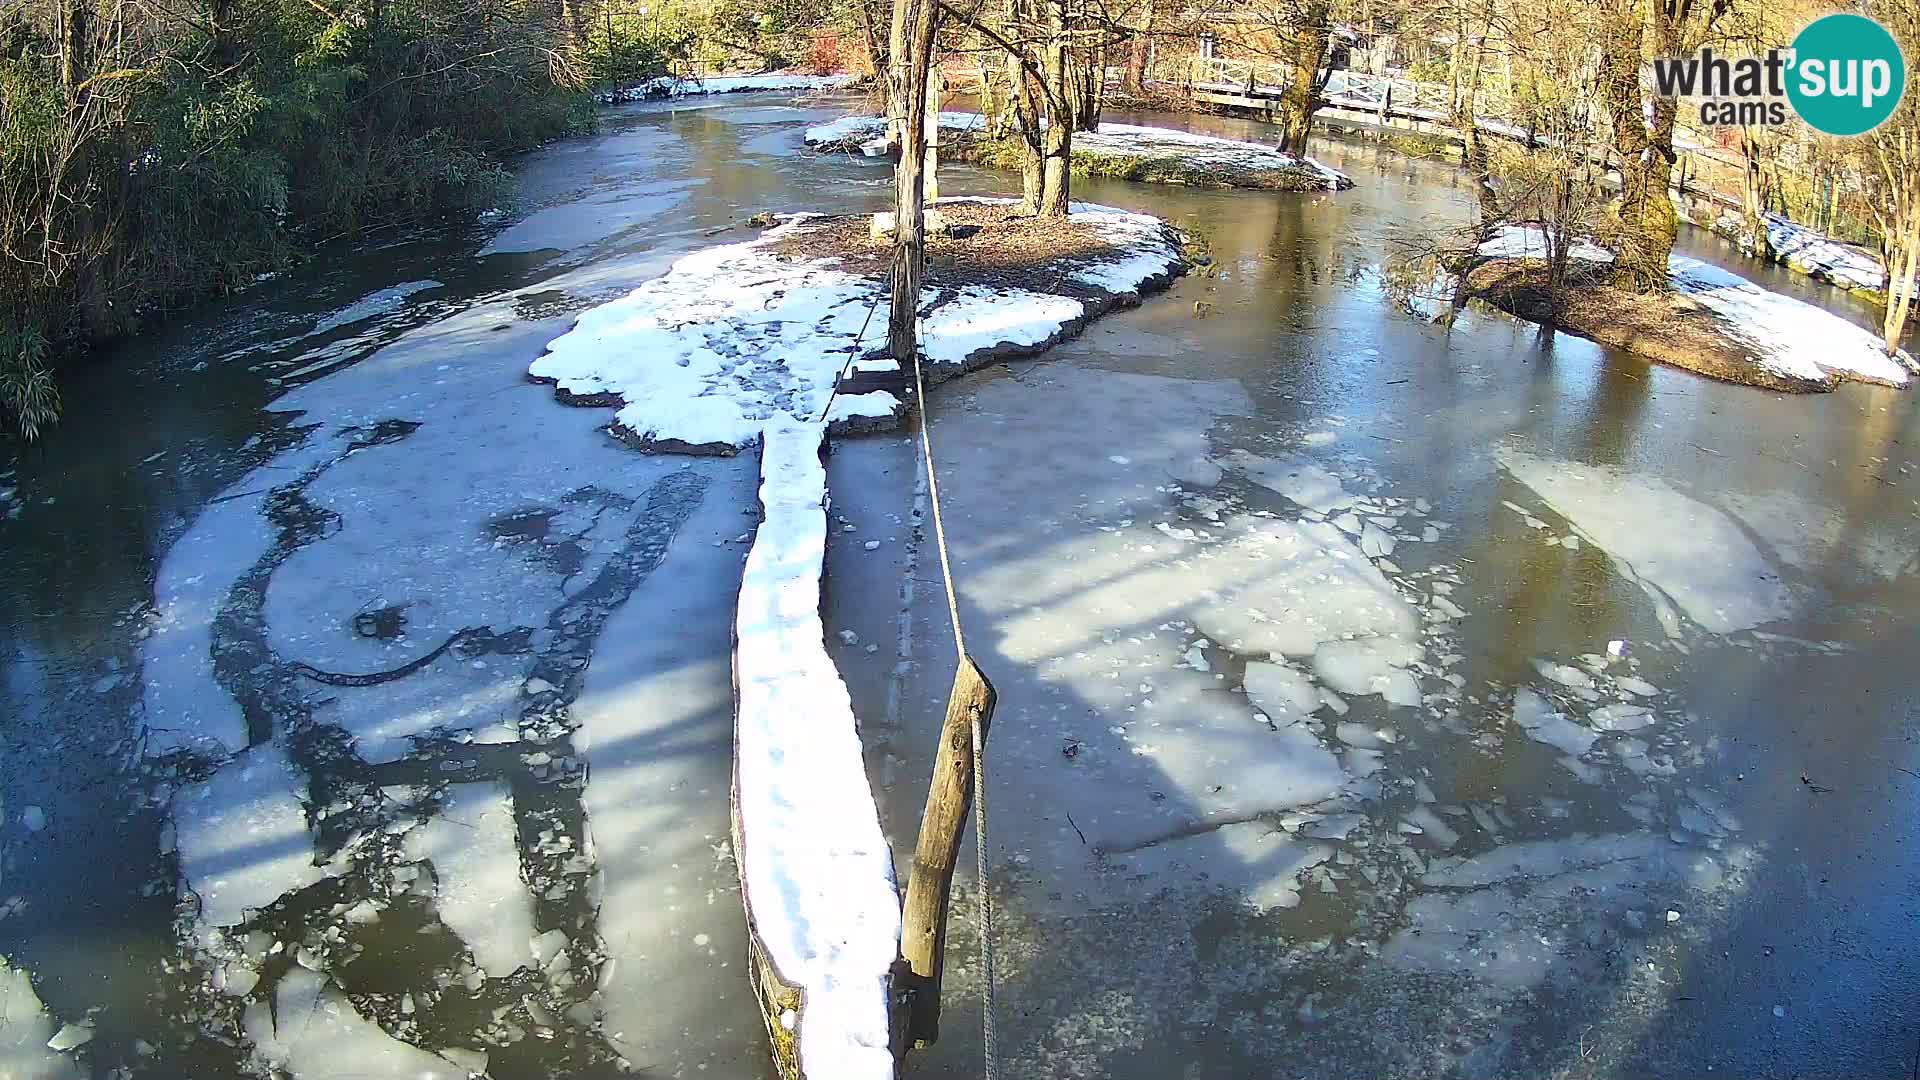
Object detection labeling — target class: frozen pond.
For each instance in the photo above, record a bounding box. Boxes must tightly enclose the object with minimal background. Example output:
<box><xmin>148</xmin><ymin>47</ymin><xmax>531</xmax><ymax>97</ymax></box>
<box><xmin>2</xmin><ymin>93</ymin><xmax>1918</xmax><ymax>1080</ymax></box>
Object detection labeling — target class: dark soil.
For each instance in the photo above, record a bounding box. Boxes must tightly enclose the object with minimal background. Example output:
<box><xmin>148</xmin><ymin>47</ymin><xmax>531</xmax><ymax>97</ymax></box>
<box><xmin>1465</xmin><ymin>259</ymin><xmax>1832</xmax><ymax>393</ymax></box>
<box><xmin>762</xmin><ymin>201</ymin><xmax>1145</xmax><ymax>296</ymax></box>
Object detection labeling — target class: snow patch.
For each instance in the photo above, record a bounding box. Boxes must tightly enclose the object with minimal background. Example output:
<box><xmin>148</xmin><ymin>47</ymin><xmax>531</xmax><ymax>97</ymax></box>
<box><xmin>733</xmin><ymin>419</ymin><xmax>899</xmax><ymax>1080</ymax></box>
<box><xmin>1668</xmin><ymin>255</ymin><xmax>1912</xmax><ymax>387</ymax></box>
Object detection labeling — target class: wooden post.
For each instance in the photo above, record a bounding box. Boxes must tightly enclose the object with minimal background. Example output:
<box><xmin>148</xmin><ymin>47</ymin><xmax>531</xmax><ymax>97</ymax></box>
<box><xmin>898</xmin><ymin>657</ymin><xmax>995</xmax><ymax>1046</ymax></box>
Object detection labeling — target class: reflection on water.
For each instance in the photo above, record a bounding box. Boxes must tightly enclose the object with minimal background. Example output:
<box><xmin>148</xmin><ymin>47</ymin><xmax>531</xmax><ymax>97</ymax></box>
<box><xmin>2</xmin><ymin>93</ymin><xmax>1918</xmax><ymax>1080</ymax></box>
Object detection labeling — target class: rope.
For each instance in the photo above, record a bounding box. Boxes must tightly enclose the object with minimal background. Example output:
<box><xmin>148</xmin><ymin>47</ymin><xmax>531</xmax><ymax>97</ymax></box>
<box><xmin>908</xmin><ymin>321</ymin><xmax>995</xmax><ymax>1080</ymax></box>
<box><xmin>811</xmin><ymin>291</ymin><xmax>889</xmax><ymax>425</ymax></box>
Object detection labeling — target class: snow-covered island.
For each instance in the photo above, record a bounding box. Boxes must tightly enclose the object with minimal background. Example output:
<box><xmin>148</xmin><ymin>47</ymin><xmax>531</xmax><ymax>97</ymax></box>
<box><xmin>1454</xmin><ymin>225</ymin><xmax>1916</xmax><ymax>392</ymax></box>
<box><xmin>527</xmin><ymin>198</ymin><xmax>1186</xmax><ymax>1079</ymax></box>
<box><xmin>806</xmin><ymin>112</ymin><xmax>1354</xmax><ymax>192</ymax></box>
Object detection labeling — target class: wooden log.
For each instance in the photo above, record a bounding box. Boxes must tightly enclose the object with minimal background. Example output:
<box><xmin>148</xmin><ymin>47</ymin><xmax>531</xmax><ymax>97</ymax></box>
<box><xmin>898</xmin><ymin>656</ymin><xmax>995</xmax><ymax>1047</ymax></box>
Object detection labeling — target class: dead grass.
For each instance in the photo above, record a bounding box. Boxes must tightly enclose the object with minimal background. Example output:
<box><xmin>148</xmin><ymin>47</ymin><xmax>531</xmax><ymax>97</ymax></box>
<box><xmin>761</xmin><ymin>201</ymin><xmax>1137</xmax><ymax>295</ymax></box>
<box><xmin>1465</xmin><ymin>259</ymin><xmax>1831</xmax><ymax>393</ymax></box>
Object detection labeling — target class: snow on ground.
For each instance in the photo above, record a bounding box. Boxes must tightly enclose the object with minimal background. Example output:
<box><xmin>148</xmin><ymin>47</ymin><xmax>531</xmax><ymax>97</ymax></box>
<box><xmin>529</xmin><ymin>203</ymin><xmax>1183</xmax><ymax>450</ymax></box>
<box><xmin>170</xmin><ymin>742</ymin><xmax>328</xmax><ymax>946</ymax></box>
<box><xmin>599</xmin><ymin>73</ymin><xmax>852</xmax><ymax>103</ymax></box>
<box><xmin>1712</xmin><ymin>210</ymin><xmax>1886</xmax><ymax>293</ymax></box>
<box><xmin>1496</xmin><ymin>446</ymin><xmax>1793</xmax><ymax>636</ymax></box>
<box><xmin>1668</xmin><ymin>255</ymin><xmax>1913</xmax><ymax>387</ymax></box>
<box><xmin>0</xmin><ymin>959</ymin><xmax>83</xmax><ymax>1079</ymax></box>
<box><xmin>243</xmin><ymin>968</ymin><xmax>467</xmax><ymax>1080</ymax></box>
<box><xmin>1477</xmin><ymin>224</ymin><xmax>1615</xmax><ymax>264</ymax></box>
<box><xmin>1478</xmin><ymin>224</ymin><xmax>1913</xmax><ymax>388</ymax></box>
<box><xmin>733</xmin><ymin>418</ymin><xmax>899</xmax><ymax>1080</ymax></box>
<box><xmin>803</xmin><ymin>112</ymin><xmax>1353</xmax><ymax>189</ymax></box>
<box><xmin>402</xmin><ymin>783</ymin><xmax>534</xmax><ymax>979</ymax></box>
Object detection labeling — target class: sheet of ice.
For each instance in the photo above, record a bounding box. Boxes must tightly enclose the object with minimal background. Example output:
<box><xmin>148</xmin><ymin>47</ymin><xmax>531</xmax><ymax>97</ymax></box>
<box><xmin>244</xmin><ymin>968</ymin><xmax>462</xmax><ymax>1080</ymax></box>
<box><xmin>732</xmin><ymin>418</ymin><xmax>898</xmax><ymax>1080</ymax></box>
<box><xmin>1386</xmin><ymin>833</ymin><xmax>1747</xmax><ymax>991</ymax></box>
<box><xmin>1227</xmin><ymin>450</ymin><xmax>1355</xmax><ymax>515</ymax></box>
<box><xmin>1190</xmin><ymin>518</ymin><xmax>1421</xmax><ymax>658</ymax></box>
<box><xmin>1668</xmin><ymin>255</ymin><xmax>1912</xmax><ymax>387</ymax></box>
<box><xmin>403</xmin><ymin>783</ymin><xmax>533</xmax><ymax>979</ymax></box>
<box><xmin>1311</xmin><ymin>637</ymin><xmax>1421</xmax><ymax>707</ymax></box>
<box><xmin>0</xmin><ymin>959</ymin><xmax>82</xmax><ymax>1080</ymax></box>
<box><xmin>141</xmin><ymin>490</ymin><xmax>276</xmax><ymax>758</ymax></box>
<box><xmin>1478</xmin><ymin>225</ymin><xmax>1615</xmax><ymax>264</ymax></box>
<box><xmin>311</xmin><ymin>280</ymin><xmax>441</xmax><ymax>335</ymax></box>
<box><xmin>171</xmin><ymin>742</ymin><xmax>325</xmax><ymax>943</ymax></box>
<box><xmin>531</xmin><ymin>203</ymin><xmax>1181</xmax><ymax>449</ymax></box>
<box><xmin>1511</xmin><ymin>687</ymin><xmax>1596</xmax><ymax>758</ymax></box>
<box><xmin>803</xmin><ymin>112</ymin><xmax>1352</xmax><ymax>188</ymax></box>
<box><xmin>569</xmin><ymin>457</ymin><xmax>763</xmax><ymax>1074</ymax></box>
<box><xmin>1496</xmin><ymin>447</ymin><xmax>1792</xmax><ymax>635</ymax></box>
<box><xmin>1243</xmin><ymin>659</ymin><xmax>1320</xmax><ymax>723</ymax></box>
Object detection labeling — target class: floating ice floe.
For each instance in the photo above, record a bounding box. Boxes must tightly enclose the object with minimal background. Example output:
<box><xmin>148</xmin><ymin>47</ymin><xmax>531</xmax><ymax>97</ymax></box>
<box><xmin>0</xmin><ymin>959</ymin><xmax>82</xmax><ymax>1079</ymax></box>
<box><xmin>244</xmin><ymin>968</ymin><xmax>467</xmax><ymax>1080</ymax></box>
<box><xmin>402</xmin><ymin>783</ymin><xmax>535</xmax><ymax>979</ymax></box>
<box><xmin>1496</xmin><ymin>447</ymin><xmax>1793</xmax><ymax>636</ymax></box>
<box><xmin>803</xmin><ymin>112</ymin><xmax>1353</xmax><ymax>189</ymax></box>
<box><xmin>171</xmin><ymin>742</ymin><xmax>328</xmax><ymax>945</ymax></box>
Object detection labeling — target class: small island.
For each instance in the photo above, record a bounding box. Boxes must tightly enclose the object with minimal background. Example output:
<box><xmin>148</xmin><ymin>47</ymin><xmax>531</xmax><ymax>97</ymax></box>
<box><xmin>806</xmin><ymin>112</ymin><xmax>1353</xmax><ymax>192</ymax></box>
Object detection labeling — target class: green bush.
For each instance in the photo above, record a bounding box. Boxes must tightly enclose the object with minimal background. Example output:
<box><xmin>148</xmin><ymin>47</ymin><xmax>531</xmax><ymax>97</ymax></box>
<box><xmin>0</xmin><ymin>0</ymin><xmax>591</xmax><ymax>439</ymax></box>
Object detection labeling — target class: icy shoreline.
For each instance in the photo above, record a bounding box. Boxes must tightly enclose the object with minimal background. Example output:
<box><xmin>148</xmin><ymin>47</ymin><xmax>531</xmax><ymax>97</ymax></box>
<box><xmin>805</xmin><ymin>111</ymin><xmax>1354</xmax><ymax>191</ymax></box>
<box><xmin>596</xmin><ymin>72</ymin><xmax>852</xmax><ymax>104</ymax></box>
<box><xmin>1467</xmin><ymin>225</ymin><xmax>1915</xmax><ymax>391</ymax></box>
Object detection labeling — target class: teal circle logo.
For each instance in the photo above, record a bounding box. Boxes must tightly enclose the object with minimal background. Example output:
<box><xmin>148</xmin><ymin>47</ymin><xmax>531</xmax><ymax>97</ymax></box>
<box><xmin>1787</xmin><ymin>14</ymin><xmax>1906</xmax><ymax>136</ymax></box>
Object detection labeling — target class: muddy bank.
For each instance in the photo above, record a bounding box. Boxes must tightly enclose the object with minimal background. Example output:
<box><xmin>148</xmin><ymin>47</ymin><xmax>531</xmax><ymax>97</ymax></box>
<box><xmin>1463</xmin><ymin>260</ymin><xmax>1829</xmax><ymax>393</ymax></box>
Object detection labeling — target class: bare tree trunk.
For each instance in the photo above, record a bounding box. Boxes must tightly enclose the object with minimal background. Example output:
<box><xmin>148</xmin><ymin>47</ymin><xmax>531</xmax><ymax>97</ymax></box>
<box><xmin>1739</xmin><ymin>126</ymin><xmax>1773</xmax><ymax>257</ymax></box>
<box><xmin>1123</xmin><ymin>0</ymin><xmax>1153</xmax><ymax>93</ymax></box>
<box><xmin>887</xmin><ymin>0</ymin><xmax>939</xmax><ymax>362</ymax></box>
<box><xmin>924</xmin><ymin>64</ymin><xmax>941</xmax><ymax>203</ymax></box>
<box><xmin>1037</xmin><ymin>0</ymin><xmax>1071</xmax><ymax>217</ymax></box>
<box><xmin>1885</xmin><ymin>209</ymin><xmax>1919</xmax><ymax>352</ymax></box>
<box><xmin>1006</xmin><ymin>0</ymin><xmax>1044</xmax><ymax>213</ymax></box>
<box><xmin>1274</xmin><ymin>0</ymin><xmax>1331</xmax><ymax>156</ymax></box>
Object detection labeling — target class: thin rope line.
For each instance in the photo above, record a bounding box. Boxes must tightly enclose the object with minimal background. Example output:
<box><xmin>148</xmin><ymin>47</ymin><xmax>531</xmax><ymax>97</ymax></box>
<box><xmin>908</xmin><ymin>311</ymin><xmax>992</xmax><ymax>1079</ymax></box>
<box><xmin>909</xmin><ymin>323</ymin><xmax>966</xmax><ymax>661</ymax></box>
<box><xmin>971</xmin><ymin>708</ymin><xmax>996</xmax><ymax>1080</ymax></box>
<box><xmin>812</xmin><ymin>291</ymin><xmax>889</xmax><ymax>425</ymax></box>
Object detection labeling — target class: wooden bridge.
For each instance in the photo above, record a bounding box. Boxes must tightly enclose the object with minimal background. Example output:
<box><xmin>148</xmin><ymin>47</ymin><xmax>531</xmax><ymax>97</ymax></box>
<box><xmin>1173</xmin><ymin>56</ymin><xmax>1761</xmax><ymax>224</ymax></box>
<box><xmin>1179</xmin><ymin>57</ymin><xmax>1535</xmax><ymax>145</ymax></box>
